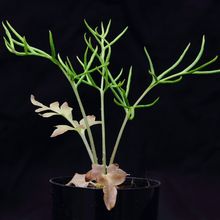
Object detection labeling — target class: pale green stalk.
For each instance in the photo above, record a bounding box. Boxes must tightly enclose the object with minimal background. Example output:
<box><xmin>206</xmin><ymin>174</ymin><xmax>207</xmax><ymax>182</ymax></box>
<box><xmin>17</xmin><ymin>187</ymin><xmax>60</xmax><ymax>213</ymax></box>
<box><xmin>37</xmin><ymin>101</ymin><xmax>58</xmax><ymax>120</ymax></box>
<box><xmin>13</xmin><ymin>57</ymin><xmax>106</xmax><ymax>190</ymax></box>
<box><xmin>51</xmin><ymin>60</ymin><xmax>99</xmax><ymax>164</ymax></box>
<box><xmin>100</xmin><ymin>89</ymin><xmax>106</xmax><ymax>171</ymax></box>
<box><xmin>80</xmin><ymin>133</ymin><xmax>95</xmax><ymax>163</ymax></box>
<box><xmin>109</xmin><ymin>83</ymin><xmax>156</xmax><ymax>164</ymax></box>
<box><xmin>109</xmin><ymin>48</ymin><xmax>157</xmax><ymax>164</ymax></box>
<box><xmin>109</xmin><ymin>113</ymin><xmax>130</xmax><ymax>164</ymax></box>
<box><xmin>100</xmin><ymin>29</ymin><xmax>107</xmax><ymax>173</ymax></box>
<box><xmin>133</xmin><ymin>83</ymin><xmax>156</xmax><ymax>107</ymax></box>
<box><xmin>69</xmin><ymin>82</ymin><xmax>98</xmax><ymax>164</ymax></box>
<box><xmin>60</xmin><ymin>106</ymin><xmax>95</xmax><ymax>164</ymax></box>
<box><xmin>48</xmin><ymin>57</ymin><xmax>98</xmax><ymax>164</ymax></box>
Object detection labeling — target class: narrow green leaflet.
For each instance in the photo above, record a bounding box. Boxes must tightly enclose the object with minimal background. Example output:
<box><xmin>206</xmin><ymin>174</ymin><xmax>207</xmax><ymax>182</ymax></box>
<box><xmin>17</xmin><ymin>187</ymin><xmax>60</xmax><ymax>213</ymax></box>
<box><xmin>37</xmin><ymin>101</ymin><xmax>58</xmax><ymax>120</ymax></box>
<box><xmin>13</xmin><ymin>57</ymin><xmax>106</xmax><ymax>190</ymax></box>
<box><xmin>49</xmin><ymin>30</ymin><xmax>56</xmax><ymax>59</ymax></box>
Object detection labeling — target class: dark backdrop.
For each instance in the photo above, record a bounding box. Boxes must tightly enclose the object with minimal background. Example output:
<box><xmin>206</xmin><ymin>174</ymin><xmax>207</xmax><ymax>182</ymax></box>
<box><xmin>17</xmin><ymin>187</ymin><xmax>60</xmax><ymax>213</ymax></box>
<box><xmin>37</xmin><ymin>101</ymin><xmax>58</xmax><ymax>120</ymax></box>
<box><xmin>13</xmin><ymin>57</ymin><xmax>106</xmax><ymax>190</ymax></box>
<box><xmin>0</xmin><ymin>0</ymin><xmax>220</xmax><ymax>220</ymax></box>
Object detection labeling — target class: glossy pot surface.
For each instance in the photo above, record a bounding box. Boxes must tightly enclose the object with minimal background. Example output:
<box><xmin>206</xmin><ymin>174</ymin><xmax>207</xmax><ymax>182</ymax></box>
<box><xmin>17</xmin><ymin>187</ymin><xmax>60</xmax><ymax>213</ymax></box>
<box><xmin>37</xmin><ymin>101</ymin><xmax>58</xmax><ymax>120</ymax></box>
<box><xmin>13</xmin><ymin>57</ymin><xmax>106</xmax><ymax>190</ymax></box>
<box><xmin>50</xmin><ymin>176</ymin><xmax>160</xmax><ymax>220</ymax></box>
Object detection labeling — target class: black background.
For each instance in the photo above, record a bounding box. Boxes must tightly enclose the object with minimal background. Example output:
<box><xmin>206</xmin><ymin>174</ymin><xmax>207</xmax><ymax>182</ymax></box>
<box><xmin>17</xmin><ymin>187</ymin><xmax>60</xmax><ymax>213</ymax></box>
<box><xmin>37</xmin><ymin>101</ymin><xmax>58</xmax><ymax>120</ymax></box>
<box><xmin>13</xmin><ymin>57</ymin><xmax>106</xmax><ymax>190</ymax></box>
<box><xmin>0</xmin><ymin>0</ymin><xmax>220</xmax><ymax>219</ymax></box>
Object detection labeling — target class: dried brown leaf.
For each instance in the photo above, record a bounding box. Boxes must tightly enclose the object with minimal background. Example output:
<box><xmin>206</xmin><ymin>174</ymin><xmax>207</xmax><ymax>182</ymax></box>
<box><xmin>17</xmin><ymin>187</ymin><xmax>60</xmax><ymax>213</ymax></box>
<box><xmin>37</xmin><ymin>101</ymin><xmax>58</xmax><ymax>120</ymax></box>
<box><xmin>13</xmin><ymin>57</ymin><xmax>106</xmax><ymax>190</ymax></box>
<box><xmin>66</xmin><ymin>173</ymin><xmax>89</xmax><ymax>187</ymax></box>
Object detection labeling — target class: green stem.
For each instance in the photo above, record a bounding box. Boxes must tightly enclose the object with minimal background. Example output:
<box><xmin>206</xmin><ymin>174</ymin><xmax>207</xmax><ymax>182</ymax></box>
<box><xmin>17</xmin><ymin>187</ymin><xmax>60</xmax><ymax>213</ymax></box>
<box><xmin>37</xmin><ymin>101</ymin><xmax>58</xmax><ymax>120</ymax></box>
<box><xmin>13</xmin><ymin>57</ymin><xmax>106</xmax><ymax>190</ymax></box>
<box><xmin>80</xmin><ymin>133</ymin><xmax>95</xmax><ymax>163</ymax></box>
<box><xmin>160</xmin><ymin>71</ymin><xmax>188</xmax><ymax>82</ymax></box>
<box><xmin>70</xmin><ymin>82</ymin><xmax>98</xmax><ymax>164</ymax></box>
<box><xmin>61</xmin><ymin>116</ymin><xmax>94</xmax><ymax>164</ymax></box>
<box><xmin>133</xmin><ymin>82</ymin><xmax>156</xmax><ymax>107</ymax></box>
<box><xmin>109</xmin><ymin>113</ymin><xmax>130</xmax><ymax>164</ymax></box>
<box><xmin>100</xmin><ymin>89</ymin><xmax>107</xmax><ymax>172</ymax></box>
<box><xmin>100</xmin><ymin>37</ymin><xmax>107</xmax><ymax>173</ymax></box>
<box><xmin>54</xmin><ymin>60</ymin><xmax>98</xmax><ymax>164</ymax></box>
<box><xmin>110</xmin><ymin>82</ymin><xmax>157</xmax><ymax>164</ymax></box>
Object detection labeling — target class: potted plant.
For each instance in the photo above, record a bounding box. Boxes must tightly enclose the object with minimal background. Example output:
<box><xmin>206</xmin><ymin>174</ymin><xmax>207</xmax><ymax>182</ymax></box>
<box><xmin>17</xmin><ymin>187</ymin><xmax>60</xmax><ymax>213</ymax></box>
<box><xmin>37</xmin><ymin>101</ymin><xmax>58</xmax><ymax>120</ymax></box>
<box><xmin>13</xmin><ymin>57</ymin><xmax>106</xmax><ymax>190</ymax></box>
<box><xmin>2</xmin><ymin>20</ymin><xmax>220</xmax><ymax>220</ymax></box>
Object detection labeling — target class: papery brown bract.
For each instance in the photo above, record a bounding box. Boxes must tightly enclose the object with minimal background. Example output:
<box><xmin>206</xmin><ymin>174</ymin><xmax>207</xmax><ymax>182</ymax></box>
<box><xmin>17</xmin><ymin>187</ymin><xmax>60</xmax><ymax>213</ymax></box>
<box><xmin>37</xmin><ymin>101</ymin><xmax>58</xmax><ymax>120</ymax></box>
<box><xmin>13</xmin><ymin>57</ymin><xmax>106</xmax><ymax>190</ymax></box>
<box><xmin>66</xmin><ymin>173</ymin><xmax>89</xmax><ymax>187</ymax></box>
<box><xmin>85</xmin><ymin>164</ymin><xmax>103</xmax><ymax>181</ymax></box>
<box><xmin>69</xmin><ymin>164</ymin><xmax>127</xmax><ymax>210</ymax></box>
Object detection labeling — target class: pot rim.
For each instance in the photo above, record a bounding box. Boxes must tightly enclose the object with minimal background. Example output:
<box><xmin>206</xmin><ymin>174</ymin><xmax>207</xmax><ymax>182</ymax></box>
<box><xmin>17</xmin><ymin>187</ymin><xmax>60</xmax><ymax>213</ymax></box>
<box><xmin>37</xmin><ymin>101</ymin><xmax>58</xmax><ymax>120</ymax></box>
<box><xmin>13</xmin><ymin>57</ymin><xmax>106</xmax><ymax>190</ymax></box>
<box><xmin>49</xmin><ymin>176</ymin><xmax>161</xmax><ymax>191</ymax></box>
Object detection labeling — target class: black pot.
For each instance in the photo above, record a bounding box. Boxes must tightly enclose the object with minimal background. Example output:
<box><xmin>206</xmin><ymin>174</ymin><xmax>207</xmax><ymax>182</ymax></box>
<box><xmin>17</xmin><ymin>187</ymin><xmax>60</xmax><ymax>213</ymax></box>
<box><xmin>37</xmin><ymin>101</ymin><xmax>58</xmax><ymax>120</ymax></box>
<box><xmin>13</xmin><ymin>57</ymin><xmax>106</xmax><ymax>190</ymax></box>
<box><xmin>49</xmin><ymin>176</ymin><xmax>160</xmax><ymax>220</ymax></box>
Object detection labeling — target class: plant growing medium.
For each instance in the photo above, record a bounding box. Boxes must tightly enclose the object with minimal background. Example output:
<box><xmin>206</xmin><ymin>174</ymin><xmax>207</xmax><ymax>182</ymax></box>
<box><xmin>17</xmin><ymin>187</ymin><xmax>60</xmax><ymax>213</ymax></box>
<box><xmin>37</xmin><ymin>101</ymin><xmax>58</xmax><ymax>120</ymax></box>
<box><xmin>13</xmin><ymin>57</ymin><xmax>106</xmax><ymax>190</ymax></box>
<box><xmin>3</xmin><ymin>20</ymin><xmax>220</xmax><ymax>210</ymax></box>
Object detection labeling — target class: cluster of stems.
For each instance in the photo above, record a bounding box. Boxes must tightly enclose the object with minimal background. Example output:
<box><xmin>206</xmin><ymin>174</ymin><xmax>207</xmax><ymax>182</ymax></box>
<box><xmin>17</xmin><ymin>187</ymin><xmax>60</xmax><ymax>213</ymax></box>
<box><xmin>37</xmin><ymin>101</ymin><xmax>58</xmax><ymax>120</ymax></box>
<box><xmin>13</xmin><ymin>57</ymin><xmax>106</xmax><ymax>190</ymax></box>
<box><xmin>3</xmin><ymin>20</ymin><xmax>220</xmax><ymax>173</ymax></box>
